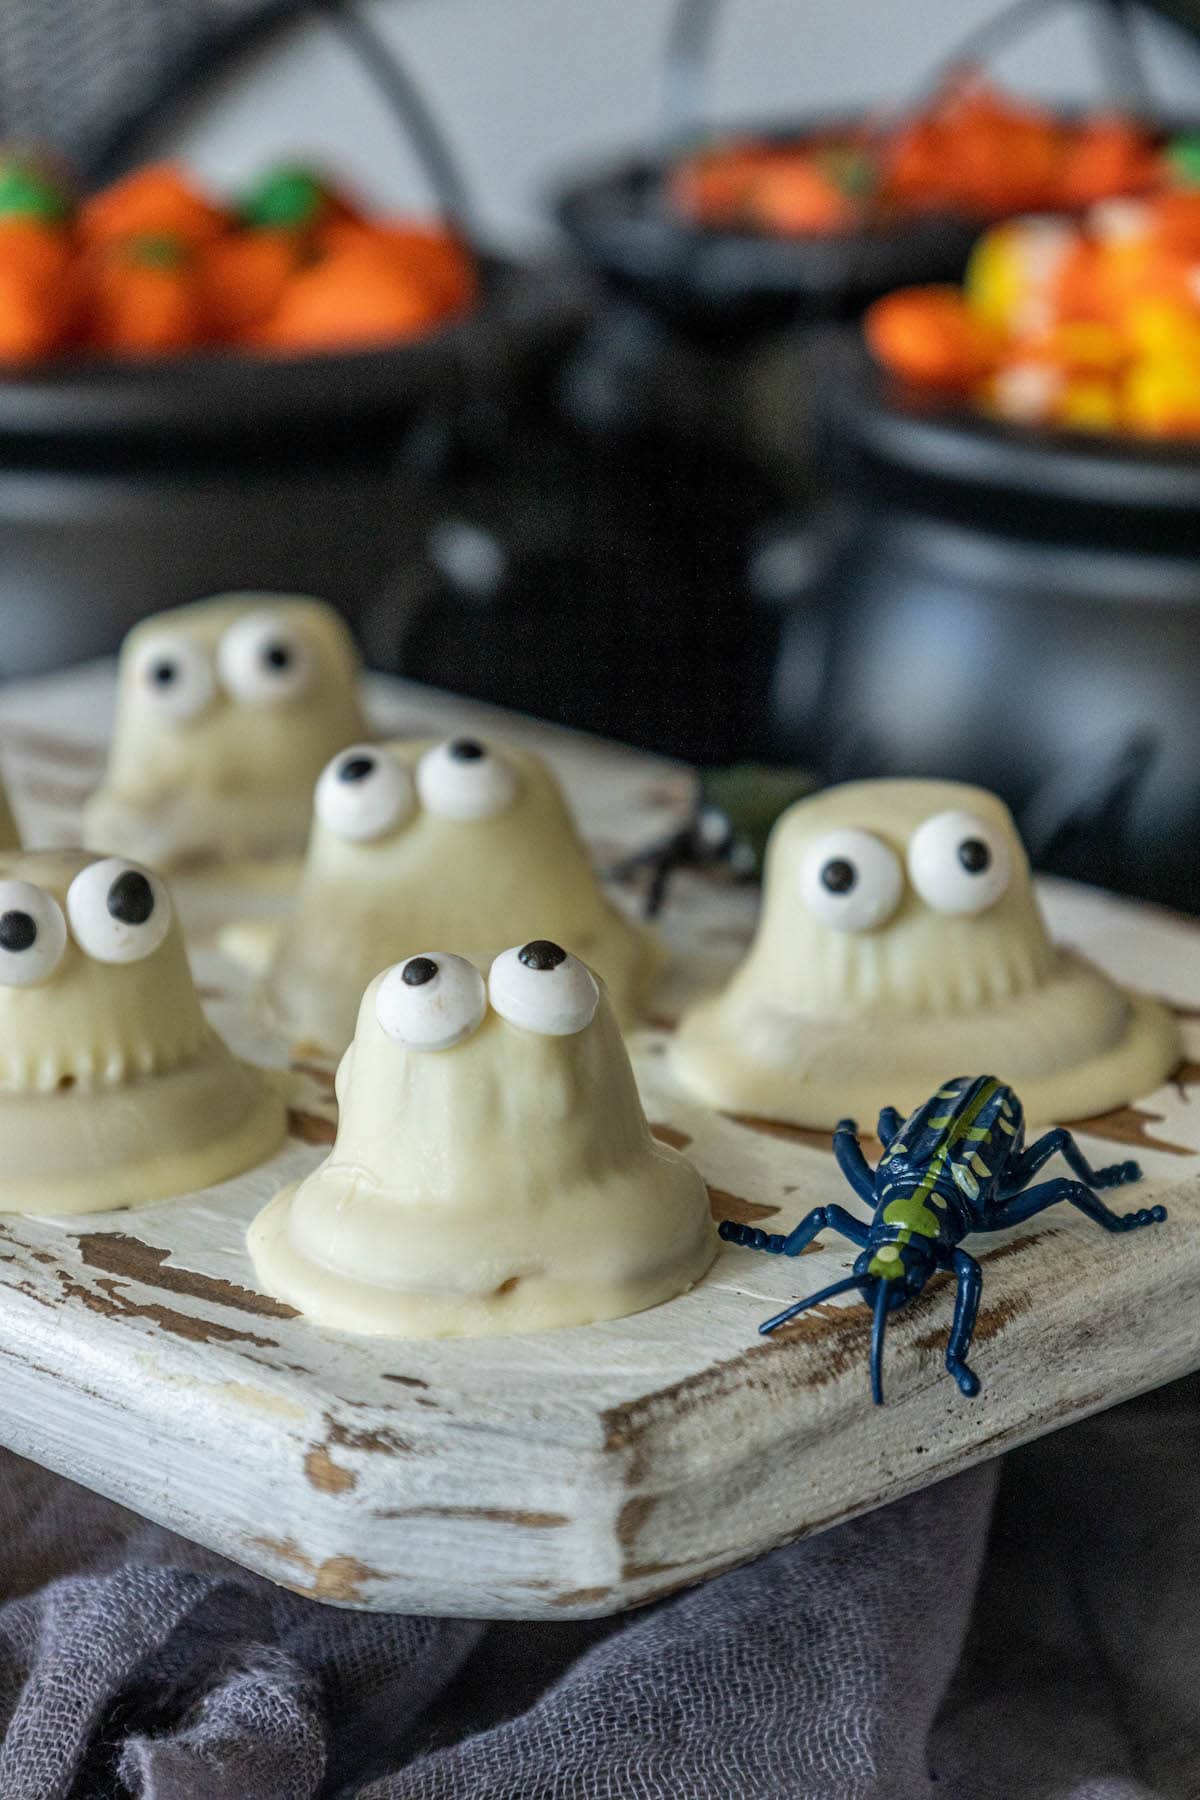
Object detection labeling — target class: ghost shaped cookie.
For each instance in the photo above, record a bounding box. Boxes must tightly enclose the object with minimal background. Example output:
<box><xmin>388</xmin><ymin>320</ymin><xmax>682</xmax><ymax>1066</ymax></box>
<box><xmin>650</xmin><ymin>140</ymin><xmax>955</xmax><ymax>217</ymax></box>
<box><xmin>248</xmin><ymin>941</ymin><xmax>716</xmax><ymax>1336</ymax></box>
<box><xmin>0</xmin><ymin>849</ymin><xmax>285</xmax><ymax>1212</ymax></box>
<box><xmin>84</xmin><ymin>592</ymin><xmax>366</xmax><ymax>873</ymax></box>
<box><xmin>672</xmin><ymin>779</ymin><xmax>1179</xmax><ymax>1128</ymax></box>
<box><xmin>258</xmin><ymin>736</ymin><xmax>660</xmax><ymax>1050</ymax></box>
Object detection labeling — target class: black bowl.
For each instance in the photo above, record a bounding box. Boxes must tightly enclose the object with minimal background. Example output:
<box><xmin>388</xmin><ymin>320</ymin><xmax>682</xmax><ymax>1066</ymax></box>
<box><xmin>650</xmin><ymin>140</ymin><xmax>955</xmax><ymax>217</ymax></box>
<box><xmin>0</xmin><ymin>254</ymin><xmax>545</xmax><ymax>452</ymax></box>
<box><xmin>839</xmin><ymin>341</ymin><xmax>1200</xmax><ymax>547</ymax></box>
<box><xmin>553</xmin><ymin>117</ymin><xmax>983</xmax><ymax>347</ymax></box>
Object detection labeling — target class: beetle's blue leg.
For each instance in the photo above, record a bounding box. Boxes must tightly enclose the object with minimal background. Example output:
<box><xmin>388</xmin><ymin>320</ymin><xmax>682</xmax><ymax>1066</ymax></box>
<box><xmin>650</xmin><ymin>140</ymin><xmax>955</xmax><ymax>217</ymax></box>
<box><xmin>780</xmin><ymin>1205</ymin><xmax>871</xmax><ymax>1256</ymax></box>
<box><xmin>876</xmin><ymin>1107</ymin><xmax>904</xmax><ymax>1150</ymax></box>
<box><xmin>944</xmin><ymin>1249</ymin><xmax>983</xmax><ymax>1398</ymax></box>
<box><xmin>759</xmin><ymin>1274</ymin><xmax>862</xmax><ymax>1335</ymax></box>
<box><xmin>833</xmin><ymin>1119</ymin><xmax>876</xmax><ymax>1204</ymax></box>
<box><xmin>997</xmin><ymin>1127</ymin><xmax>1141</xmax><ymax>1198</ymax></box>
<box><xmin>986</xmin><ymin>1176</ymin><xmax>1166</xmax><ymax>1233</ymax></box>
<box><xmin>718</xmin><ymin>1204</ymin><xmax>870</xmax><ymax>1256</ymax></box>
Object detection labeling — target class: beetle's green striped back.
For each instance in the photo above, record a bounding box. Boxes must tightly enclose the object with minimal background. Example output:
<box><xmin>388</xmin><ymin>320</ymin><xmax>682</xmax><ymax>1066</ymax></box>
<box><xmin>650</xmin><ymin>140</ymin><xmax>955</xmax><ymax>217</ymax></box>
<box><xmin>880</xmin><ymin>1075</ymin><xmax>1022</xmax><ymax>1212</ymax></box>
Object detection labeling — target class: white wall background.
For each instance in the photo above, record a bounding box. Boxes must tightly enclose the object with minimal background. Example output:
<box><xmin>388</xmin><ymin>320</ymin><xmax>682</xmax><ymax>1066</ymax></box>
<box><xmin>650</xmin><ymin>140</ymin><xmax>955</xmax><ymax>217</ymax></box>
<box><xmin>162</xmin><ymin>0</ymin><xmax>1200</xmax><ymax>246</ymax></box>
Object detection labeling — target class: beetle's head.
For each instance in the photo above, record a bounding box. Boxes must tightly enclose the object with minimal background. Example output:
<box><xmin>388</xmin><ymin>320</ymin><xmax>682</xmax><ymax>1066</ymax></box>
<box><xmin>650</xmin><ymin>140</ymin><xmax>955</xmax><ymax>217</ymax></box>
<box><xmin>855</xmin><ymin>1236</ymin><xmax>934</xmax><ymax>1297</ymax></box>
<box><xmin>853</xmin><ymin>1238</ymin><xmax>936</xmax><ymax>1405</ymax></box>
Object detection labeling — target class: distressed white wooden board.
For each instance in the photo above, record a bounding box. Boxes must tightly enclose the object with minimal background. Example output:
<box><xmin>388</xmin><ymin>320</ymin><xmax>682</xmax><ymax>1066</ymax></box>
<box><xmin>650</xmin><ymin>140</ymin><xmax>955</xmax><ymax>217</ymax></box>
<box><xmin>0</xmin><ymin>663</ymin><xmax>1194</xmax><ymax>1620</ymax></box>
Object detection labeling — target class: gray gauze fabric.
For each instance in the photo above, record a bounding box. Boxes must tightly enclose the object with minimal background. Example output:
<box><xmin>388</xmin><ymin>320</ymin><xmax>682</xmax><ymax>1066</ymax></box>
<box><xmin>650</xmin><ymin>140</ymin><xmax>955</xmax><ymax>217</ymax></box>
<box><xmin>0</xmin><ymin>1377</ymin><xmax>1195</xmax><ymax>1799</ymax></box>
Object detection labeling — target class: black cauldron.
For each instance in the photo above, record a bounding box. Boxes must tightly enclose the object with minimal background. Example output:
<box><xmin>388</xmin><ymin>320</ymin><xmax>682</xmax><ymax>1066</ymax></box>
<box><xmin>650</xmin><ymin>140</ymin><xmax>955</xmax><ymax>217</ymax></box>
<box><xmin>775</xmin><ymin>336</ymin><xmax>1200</xmax><ymax>910</ymax></box>
<box><xmin>0</xmin><ymin>261</ymin><xmax>583</xmax><ymax>680</ymax></box>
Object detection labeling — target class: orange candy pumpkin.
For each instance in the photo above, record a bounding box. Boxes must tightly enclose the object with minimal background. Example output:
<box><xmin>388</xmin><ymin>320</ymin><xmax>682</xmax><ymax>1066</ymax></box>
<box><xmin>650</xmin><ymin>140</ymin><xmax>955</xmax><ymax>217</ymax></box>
<box><xmin>84</xmin><ymin>234</ymin><xmax>205</xmax><ymax>356</ymax></box>
<box><xmin>79</xmin><ymin>164</ymin><xmax>229</xmax><ymax>250</ymax></box>
<box><xmin>865</xmin><ymin>286</ymin><xmax>997</xmax><ymax>388</ymax></box>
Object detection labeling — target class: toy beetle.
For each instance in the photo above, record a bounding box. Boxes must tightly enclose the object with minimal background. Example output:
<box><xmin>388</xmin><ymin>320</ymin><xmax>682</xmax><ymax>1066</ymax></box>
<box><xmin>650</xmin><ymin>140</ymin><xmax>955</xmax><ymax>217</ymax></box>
<box><xmin>608</xmin><ymin>765</ymin><xmax>812</xmax><ymax>918</ymax></box>
<box><xmin>719</xmin><ymin>1074</ymin><xmax>1166</xmax><ymax>1404</ymax></box>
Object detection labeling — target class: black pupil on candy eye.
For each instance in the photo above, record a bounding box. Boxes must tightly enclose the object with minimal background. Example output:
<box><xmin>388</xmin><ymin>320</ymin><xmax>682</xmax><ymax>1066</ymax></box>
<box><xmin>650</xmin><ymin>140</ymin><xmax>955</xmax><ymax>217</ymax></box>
<box><xmin>150</xmin><ymin>661</ymin><xmax>177</xmax><ymax>687</ymax></box>
<box><xmin>448</xmin><ymin>739</ymin><xmax>484</xmax><ymax>761</ymax></box>
<box><xmin>958</xmin><ymin>838</ymin><xmax>991</xmax><ymax>874</ymax></box>
<box><xmin>338</xmin><ymin>756</ymin><xmax>375</xmax><ymax>783</ymax></box>
<box><xmin>262</xmin><ymin>642</ymin><xmax>292</xmax><ymax>671</ymax></box>
<box><xmin>821</xmin><ymin>859</ymin><xmax>857</xmax><ymax>895</ymax></box>
<box><xmin>519</xmin><ymin>940</ymin><xmax>566</xmax><ymax>971</ymax></box>
<box><xmin>402</xmin><ymin>957</ymin><xmax>438</xmax><ymax>987</ymax></box>
<box><xmin>107</xmin><ymin>870</ymin><xmax>155</xmax><ymax>925</ymax></box>
<box><xmin>0</xmin><ymin>910</ymin><xmax>36</xmax><ymax>952</ymax></box>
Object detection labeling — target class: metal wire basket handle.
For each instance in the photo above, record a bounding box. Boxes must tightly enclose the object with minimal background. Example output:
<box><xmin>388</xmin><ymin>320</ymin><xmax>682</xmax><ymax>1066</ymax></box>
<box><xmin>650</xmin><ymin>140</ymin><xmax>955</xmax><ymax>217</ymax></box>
<box><xmin>658</xmin><ymin>0</ymin><xmax>1162</xmax><ymax>155</ymax></box>
<box><xmin>83</xmin><ymin>0</ymin><xmax>479</xmax><ymax>251</ymax></box>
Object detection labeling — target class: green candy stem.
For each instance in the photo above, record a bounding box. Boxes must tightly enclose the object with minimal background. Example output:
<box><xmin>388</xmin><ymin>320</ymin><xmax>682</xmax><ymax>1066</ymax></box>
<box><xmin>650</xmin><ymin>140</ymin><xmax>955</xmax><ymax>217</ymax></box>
<box><xmin>124</xmin><ymin>233</ymin><xmax>189</xmax><ymax>271</ymax></box>
<box><xmin>1167</xmin><ymin>133</ymin><xmax>1200</xmax><ymax>189</ymax></box>
<box><xmin>815</xmin><ymin>145</ymin><xmax>878</xmax><ymax>201</ymax></box>
<box><xmin>0</xmin><ymin>160</ymin><xmax>71</xmax><ymax>225</ymax></box>
<box><xmin>239</xmin><ymin>166</ymin><xmax>328</xmax><ymax>229</ymax></box>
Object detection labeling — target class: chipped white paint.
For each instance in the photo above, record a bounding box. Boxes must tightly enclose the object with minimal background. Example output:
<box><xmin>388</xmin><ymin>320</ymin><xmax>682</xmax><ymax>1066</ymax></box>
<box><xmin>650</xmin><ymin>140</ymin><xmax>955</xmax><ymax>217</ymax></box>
<box><xmin>0</xmin><ymin>664</ymin><xmax>1193</xmax><ymax>1618</ymax></box>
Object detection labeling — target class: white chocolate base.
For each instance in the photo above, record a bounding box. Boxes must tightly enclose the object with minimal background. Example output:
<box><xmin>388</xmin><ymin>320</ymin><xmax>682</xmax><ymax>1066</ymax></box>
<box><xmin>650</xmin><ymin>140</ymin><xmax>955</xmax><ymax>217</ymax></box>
<box><xmin>0</xmin><ymin>1035</ymin><xmax>286</xmax><ymax>1215</ymax></box>
<box><xmin>248</xmin><ymin>1165</ymin><xmax>716</xmax><ymax>1338</ymax></box>
<box><xmin>671</xmin><ymin>948</ymin><xmax>1180</xmax><ymax>1129</ymax></box>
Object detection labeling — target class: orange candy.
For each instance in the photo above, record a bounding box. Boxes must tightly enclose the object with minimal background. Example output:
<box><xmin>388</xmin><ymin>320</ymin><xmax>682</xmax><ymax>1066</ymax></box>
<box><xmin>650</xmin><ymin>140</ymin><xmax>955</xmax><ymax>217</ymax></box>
<box><xmin>0</xmin><ymin>265</ymin><xmax>70</xmax><ymax>362</ymax></box>
<box><xmin>79</xmin><ymin>164</ymin><xmax>230</xmax><ymax>250</ymax></box>
<box><xmin>199</xmin><ymin>229</ymin><xmax>302</xmax><ymax>338</ymax></box>
<box><xmin>1060</xmin><ymin>117</ymin><xmax>1163</xmax><ymax>208</ymax></box>
<box><xmin>317</xmin><ymin>219</ymin><xmax>477</xmax><ymax>315</ymax></box>
<box><xmin>0</xmin><ymin>220</ymin><xmax>77</xmax><ymax>361</ymax></box>
<box><xmin>677</xmin><ymin>78</ymin><xmax>1163</xmax><ymax>236</ymax></box>
<box><xmin>251</xmin><ymin>238</ymin><xmax>447</xmax><ymax>353</ymax></box>
<box><xmin>0</xmin><ymin>148</ymin><xmax>480</xmax><ymax>363</ymax></box>
<box><xmin>84</xmin><ymin>234</ymin><xmax>205</xmax><ymax>357</ymax></box>
<box><xmin>740</xmin><ymin>159</ymin><xmax>856</xmax><ymax>234</ymax></box>
<box><xmin>1146</xmin><ymin>189</ymin><xmax>1200</xmax><ymax>256</ymax></box>
<box><xmin>869</xmin><ymin>173</ymin><xmax>1200</xmax><ymax>439</ymax></box>
<box><xmin>883</xmin><ymin>76</ymin><xmax>1064</xmax><ymax>216</ymax></box>
<box><xmin>865</xmin><ymin>286</ymin><xmax>997</xmax><ymax>388</ymax></box>
<box><xmin>669</xmin><ymin>143</ymin><xmax>775</xmax><ymax>225</ymax></box>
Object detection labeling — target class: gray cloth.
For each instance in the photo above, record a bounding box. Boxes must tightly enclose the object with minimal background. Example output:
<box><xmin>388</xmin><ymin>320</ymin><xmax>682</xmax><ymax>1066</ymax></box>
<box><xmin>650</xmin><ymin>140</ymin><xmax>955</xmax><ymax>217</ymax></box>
<box><xmin>0</xmin><ymin>1380</ymin><xmax>1195</xmax><ymax>1799</ymax></box>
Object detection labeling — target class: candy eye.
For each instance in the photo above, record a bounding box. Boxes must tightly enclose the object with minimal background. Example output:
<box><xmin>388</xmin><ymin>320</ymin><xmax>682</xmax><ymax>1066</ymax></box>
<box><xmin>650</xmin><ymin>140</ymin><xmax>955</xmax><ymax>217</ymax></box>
<box><xmin>375</xmin><ymin>952</ymin><xmax>487</xmax><ymax>1051</ymax></box>
<box><xmin>217</xmin><ymin>612</ymin><xmax>314</xmax><ymax>706</ymax></box>
<box><xmin>907</xmin><ymin>811</ymin><xmax>1013</xmax><ymax>915</ymax></box>
<box><xmin>488</xmin><ymin>940</ymin><xmax>599</xmax><ymax>1036</ymax></box>
<box><xmin>799</xmin><ymin>829</ymin><xmax>903</xmax><ymax>933</ymax></box>
<box><xmin>416</xmin><ymin>739</ymin><xmax>517</xmax><ymax>822</ymax></box>
<box><xmin>0</xmin><ymin>880</ymin><xmax>66</xmax><ymax>987</ymax></box>
<box><xmin>314</xmin><ymin>746</ymin><xmax>415</xmax><ymax>842</ymax></box>
<box><xmin>131</xmin><ymin>634</ymin><xmax>215</xmax><ymax>725</ymax></box>
<box><xmin>66</xmin><ymin>858</ymin><xmax>172</xmax><ymax>964</ymax></box>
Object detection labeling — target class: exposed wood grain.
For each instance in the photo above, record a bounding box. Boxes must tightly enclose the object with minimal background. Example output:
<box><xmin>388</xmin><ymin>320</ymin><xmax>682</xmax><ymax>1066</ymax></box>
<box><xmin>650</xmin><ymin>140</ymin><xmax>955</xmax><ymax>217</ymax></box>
<box><xmin>75</xmin><ymin>1232</ymin><xmax>298</xmax><ymax>1320</ymax></box>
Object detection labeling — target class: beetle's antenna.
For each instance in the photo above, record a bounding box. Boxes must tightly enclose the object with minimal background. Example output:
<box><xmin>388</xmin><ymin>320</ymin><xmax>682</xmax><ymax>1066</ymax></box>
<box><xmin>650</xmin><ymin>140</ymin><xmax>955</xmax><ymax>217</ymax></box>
<box><xmin>870</xmin><ymin>1280</ymin><xmax>890</xmax><ymax>1406</ymax></box>
<box><xmin>758</xmin><ymin>1275</ymin><xmax>860</xmax><ymax>1335</ymax></box>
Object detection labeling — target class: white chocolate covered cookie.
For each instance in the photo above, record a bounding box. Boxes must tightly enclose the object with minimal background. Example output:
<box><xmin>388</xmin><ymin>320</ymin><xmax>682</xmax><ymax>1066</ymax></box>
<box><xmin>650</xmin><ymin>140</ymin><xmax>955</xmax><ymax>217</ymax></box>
<box><xmin>259</xmin><ymin>736</ymin><xmax>660</xmax><ymax>1050</ymax></box>
<box><xmin>672</xmin><ymin>779</ymin><xmax>1179</xmax><ymax>1128</ymax></box>
<box><xmin>248</xmin><ymin>941</ymin><xmax>716</xmax><ymax>1337</ymax></box>
<box><xmin>0</xmin><ymin>849</ymin><xmax>285</xmax><ymax>1212</ymax></box>
<box><xmin>84</xmin><ymin>592</ymin><xmax>366</xmax><ymax>872</ymax></box>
